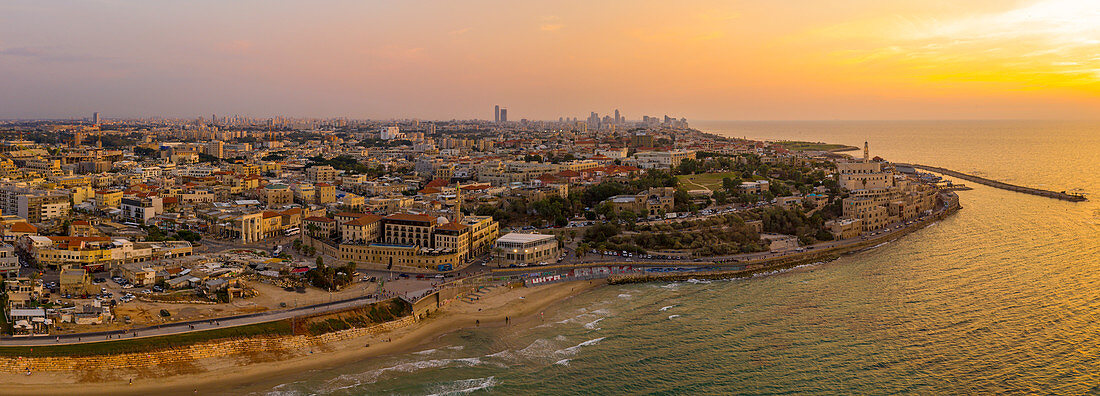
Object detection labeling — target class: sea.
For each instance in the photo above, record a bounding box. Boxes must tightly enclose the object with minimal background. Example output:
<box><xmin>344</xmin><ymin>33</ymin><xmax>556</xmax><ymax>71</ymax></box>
<box><xmin>243</xmin><ymin>121</ymin><xmax>1100</xmax><ymax>395</ymax></box>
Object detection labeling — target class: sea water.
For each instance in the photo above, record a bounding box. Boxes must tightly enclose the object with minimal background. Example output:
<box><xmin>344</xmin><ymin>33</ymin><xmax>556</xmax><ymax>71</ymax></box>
<box><xmin>241</xmin><ymin>121</ymin><xmax>1100</xmax><ymax>395</ymax></box>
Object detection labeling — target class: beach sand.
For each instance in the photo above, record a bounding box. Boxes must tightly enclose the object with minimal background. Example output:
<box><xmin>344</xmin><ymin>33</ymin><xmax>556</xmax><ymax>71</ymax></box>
<box><xmin>0</xmin><ymin>280</ymin><xmax>604</xmax><ymax>395</ymax></box>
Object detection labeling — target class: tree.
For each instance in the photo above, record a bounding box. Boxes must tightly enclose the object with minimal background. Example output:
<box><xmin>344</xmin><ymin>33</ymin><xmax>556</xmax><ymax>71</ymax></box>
<box><xmin>619</xmin><ymin>210</ymin><xmax>638</xmax><ymax>225</ymax></box>
<box><xmin>583</xmin><ymin>223</ymin><xmax>621</xmax><ymax>244</ymax></box>
<box><xmin>676</xmin><ymin>159</ymin><xmax>701</xmax><ymax>175</ymax></box>
<box><xmin>172</xmin><ymin>230</ymin><xmax>202</xmax><ymax>243</ymax></box>
<box><xmin>316</xmin><ymin>256</ymin><xmax>324</xmax><ymax>268</ymax></box>
<box><xmin>568</xmin><ymin>230</ymin><xmax>577</xmax><ymax>241</ymax></box>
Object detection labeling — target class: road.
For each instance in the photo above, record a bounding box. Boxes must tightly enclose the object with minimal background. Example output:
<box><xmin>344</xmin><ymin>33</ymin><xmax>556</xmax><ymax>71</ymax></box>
<box><xmin>0</xmin><ymin>279</ymin><xmax>437</xmax><ymax>346</ymax></box>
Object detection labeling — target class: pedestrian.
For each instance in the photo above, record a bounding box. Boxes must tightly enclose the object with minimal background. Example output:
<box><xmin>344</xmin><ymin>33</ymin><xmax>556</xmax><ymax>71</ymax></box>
<box><xmin>476</xmin><ymin>319</ymin><xmax>480</xmax><ymax>327</ymax></box>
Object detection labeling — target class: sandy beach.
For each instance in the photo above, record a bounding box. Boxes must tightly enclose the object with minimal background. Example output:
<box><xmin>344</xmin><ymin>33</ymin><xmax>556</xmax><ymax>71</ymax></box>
<box><xmin>0</xmin><ymin>280</ymin><xmax>604</xmax><ymax>395</ymax></box>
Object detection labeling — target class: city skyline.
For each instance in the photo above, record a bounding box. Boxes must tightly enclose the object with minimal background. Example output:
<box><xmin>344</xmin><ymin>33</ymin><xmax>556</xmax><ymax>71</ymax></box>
<box><xmin>3</xmin><ymin>0</ymin><xmax>1100</xmax><ymax>120</ymax></box>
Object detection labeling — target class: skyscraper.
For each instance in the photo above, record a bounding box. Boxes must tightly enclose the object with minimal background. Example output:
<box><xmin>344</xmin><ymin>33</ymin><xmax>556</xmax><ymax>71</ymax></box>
<box><xmin>499</xmin><ymin>108</ymin><xmax>508</xmax><ymax>122</ymax></box>
<box><xmin>92</xmin><ymin>112</ymin><xmax>99</xmax><ymax>125</ymax></box>
<box><xmin>614</xmin><ymin>109</ymin><xmax>621</xmax><ymax>123</ymax></box>
<box><xmin>494</xmin><ymin>105</ymin><xmax>500</xmax><ymax>123</ymax></box>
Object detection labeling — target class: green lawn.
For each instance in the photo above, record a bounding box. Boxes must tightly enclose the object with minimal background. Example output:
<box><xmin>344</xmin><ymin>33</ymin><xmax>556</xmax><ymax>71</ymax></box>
<box><xmin>673</xmin><ymin>173</ymin><xmax>734</xmax><ymax>191</ymax></box>
<box><xmin>677</xmin><ymin>172</ymin><xmax>764</xmax><ymax>191</ymax></box>
<box><xmin>772</xmin><ymin>141</ymin><xmax>859</xmax><ymax>152</ymax></box>
<box><xmin>0</xmin><ymin>320</ymin><xmax>293</xmax><ymax>358</ymax></box>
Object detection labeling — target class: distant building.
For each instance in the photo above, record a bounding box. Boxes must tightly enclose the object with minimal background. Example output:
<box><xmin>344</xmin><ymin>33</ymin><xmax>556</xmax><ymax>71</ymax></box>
<box><xmin>0</xmin><ymin>243</ymin><xmax>17</xmax><ymax>278</ymax></box>
<box><xmin>381</xmin><ymin>126</ymin><xmax>402</xmax><ymax>140</ymax></box>
<box><xmin>633</xmin><ymin>150</ymin><xmax>695</xmax><ymax>169</ymax></box>
<box><xmin>306</xmin><ymin>165</ymin><xmax>337</xmax><ymax>184</ymax></box>
<box><xmin>0</xmin><ymin>186</ymin><xmax>71</xmax><ymax>224</ymax></box>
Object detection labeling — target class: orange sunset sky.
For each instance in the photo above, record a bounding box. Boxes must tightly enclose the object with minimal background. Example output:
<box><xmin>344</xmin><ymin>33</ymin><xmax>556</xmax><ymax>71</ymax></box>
<box><xmin>1</xmin><ymin>0</ymin><xmax>1098</xmax><ymax>120</ymax></box>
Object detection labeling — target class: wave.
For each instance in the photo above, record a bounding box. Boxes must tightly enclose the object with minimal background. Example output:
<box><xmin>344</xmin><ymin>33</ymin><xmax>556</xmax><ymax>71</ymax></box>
<box><xmin>555</xmin><ymin>359</ymin><xmax>570</xmax><ymax>366</ymax></box>
<box><xmin>426</xmin><ymin>376</ymin><xmax>497</xmax><ymax>396</ymax></box>
<box><xmin>749</xmin><ymin>261</ymin><xmax>829</xmax><ymax>279</ymax></box>
<box><xmin>324</xmin><ymin>357</ymin><xmax>484</xmax><ymax>391</ymax></box>
<box><xmin>558</xmin><ymin>337</ymin><xmax>607</xmax><ymax>355</ymax></box>
<box><xmin>618</xmin><ymin>293</ymin><xmax>632</xmax><ymax>299</ymax></box>
<box><xmin>668</xmin><ymin>315</ymin><xmax>681</xmax><ymax>319</ymax></box>
<box><xmin>686</xmin><ymin>278</ymin><xmax>711</xmax><ymax>284</ymax></box>
<box><xmin>583</xmin><ymin>318</ymin><xmax>604</xmax><ymax>330</ymax></box>
<box><xmin>659</xmin><ymin>305</ymin><xmax>676</xmax><ymax>312</ymax></box>
<box><xmin>259</xmin><ymin>384</ymin><xmax>307</xmax><ymax>396</ymax></box>
<box><xmin>413</xmin><ymin>348</ymin><xmax>438</xmax><ymax>355</ymax></box>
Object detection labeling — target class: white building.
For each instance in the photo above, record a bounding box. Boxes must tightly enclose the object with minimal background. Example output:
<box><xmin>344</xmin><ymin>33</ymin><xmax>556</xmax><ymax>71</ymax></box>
<box><xmin>381</xmin><ymin>126</ymin><xmax>402</xmax><ymax>140</ymax></box>
<box><xmin>634</xmin><ymin>150</ymin><xmax>696</xmax><ymax>169</ymax></box>
<box><xmin>837</xmin><ymin>161</ymin><xmax>892</xmax><ymax>191</ymax></box>
<box><xmin>494</xmin><ymin>233</ymin><xmax>560</xmax><ymax>266</ymax></box>
<box><xmin>173</xmin><ymin>165</ymin><xmax>221</xmax><ymax>177</ymax></box>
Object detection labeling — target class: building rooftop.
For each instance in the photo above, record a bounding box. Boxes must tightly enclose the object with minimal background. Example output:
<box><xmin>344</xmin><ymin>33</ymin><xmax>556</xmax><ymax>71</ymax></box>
<box><xmin>385</xmin><ymin>213</ymin><xmax>436</xmax><ymax>224</ymax></box>
<box><xmin>496</xmin><ymin>232</ymin><xmax>555</xmax><ymax>244</ymax></box>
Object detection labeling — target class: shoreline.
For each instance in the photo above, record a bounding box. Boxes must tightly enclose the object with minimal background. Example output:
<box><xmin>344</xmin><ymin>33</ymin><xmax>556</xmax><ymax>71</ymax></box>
<box><xmin>0</xmin><ymin>280</ymin><xmax>605</xmax><ymax>395</ymax></box>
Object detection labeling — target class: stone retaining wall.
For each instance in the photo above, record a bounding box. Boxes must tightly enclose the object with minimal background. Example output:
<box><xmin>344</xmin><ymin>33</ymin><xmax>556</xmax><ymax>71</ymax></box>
<box><xmin>0</xmin><ymin>316</ymin><xmax>417</xmax><ymax>373</ymax></box>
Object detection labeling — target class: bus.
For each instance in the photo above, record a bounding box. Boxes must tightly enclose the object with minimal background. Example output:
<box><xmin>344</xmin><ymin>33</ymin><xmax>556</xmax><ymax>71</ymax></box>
<box><xmin>284</xmin><ymin>227</ymin><xmax>300</xmax><ymax>236</ymax></box>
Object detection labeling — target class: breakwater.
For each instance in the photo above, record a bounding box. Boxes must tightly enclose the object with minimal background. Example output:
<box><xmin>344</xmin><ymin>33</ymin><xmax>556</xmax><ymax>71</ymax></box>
<box><xmin>904</xmin><ymin>163</ymin><xmax>1087</xmax><ymax>202</ymax></box>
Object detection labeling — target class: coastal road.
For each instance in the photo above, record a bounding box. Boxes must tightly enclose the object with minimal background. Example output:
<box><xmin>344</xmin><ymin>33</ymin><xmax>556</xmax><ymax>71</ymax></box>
<box><xmin>0</xmin><ymin>291</ymin><xmax>390</xmax><ymax>347</ymax></box>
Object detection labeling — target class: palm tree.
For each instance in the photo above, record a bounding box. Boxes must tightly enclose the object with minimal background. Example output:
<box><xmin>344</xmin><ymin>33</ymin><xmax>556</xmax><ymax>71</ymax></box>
<box><xmin>492</xmin><ymin>247</ymin><xmax>504</xmax><ymax>268</ymax></box>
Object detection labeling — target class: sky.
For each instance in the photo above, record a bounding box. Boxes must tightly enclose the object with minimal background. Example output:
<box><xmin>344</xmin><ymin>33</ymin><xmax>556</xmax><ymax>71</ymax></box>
<box><xmin>1</xmin><ymin>0</ymin><xmax>1099</xmax><ymax>121</ymax></box>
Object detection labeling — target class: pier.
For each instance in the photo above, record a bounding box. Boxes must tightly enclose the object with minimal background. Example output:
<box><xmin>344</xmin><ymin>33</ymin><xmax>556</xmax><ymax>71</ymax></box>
<box><xmin>901</xmin><ymin>164</ymin><xmax>1087</xmax><ymax>202</ymax></box>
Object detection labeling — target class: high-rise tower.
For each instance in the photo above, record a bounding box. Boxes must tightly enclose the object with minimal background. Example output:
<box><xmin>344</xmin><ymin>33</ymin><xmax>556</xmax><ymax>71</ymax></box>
<box><xmin>494</xmin><ymin>105</ymin><xmax>500</xmax><ymax>123</ymax></box>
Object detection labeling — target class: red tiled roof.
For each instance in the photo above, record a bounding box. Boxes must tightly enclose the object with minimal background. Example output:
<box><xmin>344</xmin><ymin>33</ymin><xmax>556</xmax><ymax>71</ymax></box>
<box><xmin>425</xmin><ymin>179</ymin><xmax>448</xmax><ymax>188</ymax></box>
<box><xmin>9</xmin><ymin>222</ymin><xmax>37</xmax><ymax>233</ymax></box>
<box><xmin>344</xmin><ymin>214</ymin><xmax>382</xmax><ymax>226</ymax></box>
<box><xmin>384</xmin><ymin>213</ymin><xmax>436</xmax><ymax>224</ymax></box>
<box><xmin>304</xmin><ymin>216</ymin><xmax>336</xmax><ymax>223</ymax></box>
<box><xmin>45</xmin><ymin>236</ymin><xmax>112</xmax><ymax>250</ymax></box>
<box><xmin>333</xmin><ymin>212</ymin><xmax>371</xmax><ymax>219</ymax></box>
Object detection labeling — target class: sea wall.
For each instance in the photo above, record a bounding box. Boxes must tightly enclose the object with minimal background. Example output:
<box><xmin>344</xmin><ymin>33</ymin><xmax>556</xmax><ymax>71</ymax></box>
<box><xmin>609</xmin><ymin>202</ymin><xmax>961</xmax><ymax>284</ymax></box>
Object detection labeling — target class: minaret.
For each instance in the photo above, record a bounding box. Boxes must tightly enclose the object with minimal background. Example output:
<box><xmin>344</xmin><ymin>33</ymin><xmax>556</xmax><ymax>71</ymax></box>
<box><xmin>863</xmin><ymin>141</ymin><xmax>869</xmax><ymax>162</ymax></box>
<box><xmin>454</xmin><ymin>183</ymin><xmax>464</xmax><ymax>223</ymax></box>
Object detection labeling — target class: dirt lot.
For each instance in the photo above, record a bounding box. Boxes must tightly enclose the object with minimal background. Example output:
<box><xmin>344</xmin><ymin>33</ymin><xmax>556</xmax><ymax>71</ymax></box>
<box><xmin>51</xmin><ymin>278</ymin><xmax>382</xmax><ymax>333</ymax></box>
